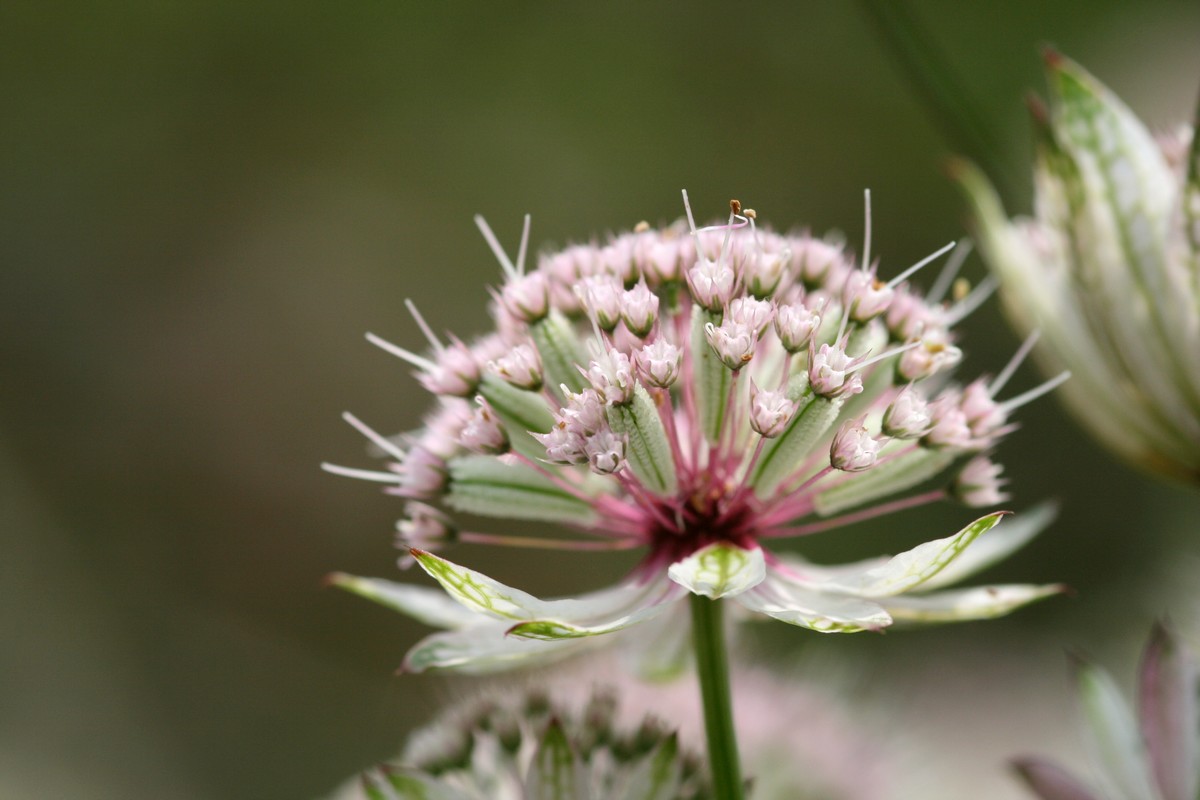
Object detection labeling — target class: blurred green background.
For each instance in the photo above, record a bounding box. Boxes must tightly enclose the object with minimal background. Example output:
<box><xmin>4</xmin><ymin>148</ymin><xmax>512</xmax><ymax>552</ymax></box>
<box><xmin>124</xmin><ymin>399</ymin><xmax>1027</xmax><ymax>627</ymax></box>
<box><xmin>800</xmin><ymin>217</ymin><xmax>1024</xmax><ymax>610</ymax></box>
<box><xmin>3</xmin><ymin>2</ymin><xmax>1199</xmax><ymax>798</ymax></box>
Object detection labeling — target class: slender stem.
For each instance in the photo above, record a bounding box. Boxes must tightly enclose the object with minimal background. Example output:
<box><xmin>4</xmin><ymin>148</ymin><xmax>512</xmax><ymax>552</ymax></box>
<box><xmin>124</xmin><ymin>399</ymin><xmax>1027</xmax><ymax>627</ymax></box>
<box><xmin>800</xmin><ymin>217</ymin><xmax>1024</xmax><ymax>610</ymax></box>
<box><xmin>689</xmin><ymin>594</ymin><xmax>744</xmax><ymax>800</ymax></box>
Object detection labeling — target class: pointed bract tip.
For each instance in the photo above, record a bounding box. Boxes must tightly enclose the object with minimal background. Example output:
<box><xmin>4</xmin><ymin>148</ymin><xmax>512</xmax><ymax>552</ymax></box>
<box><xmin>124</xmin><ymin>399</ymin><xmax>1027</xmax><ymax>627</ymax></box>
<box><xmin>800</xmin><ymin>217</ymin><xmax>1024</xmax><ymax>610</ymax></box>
<box><xmin>323</xmin><ymin>571</ymin><xmax>352</xmax><ymax>589</ymax></box>
<box><xmin>1041</xmin><ymin>44</ymin><xmax>1064</xmax><ymax>70</ymax></box>
<box><xmin>941</xmin><ymin>155</ymin><xmax>973</xmax><ymax>181</ymax></box>
<box><xmin>1025</xmin><ymin>92</ymin><xmax>1051</xmax><ymax>125</ymax></box>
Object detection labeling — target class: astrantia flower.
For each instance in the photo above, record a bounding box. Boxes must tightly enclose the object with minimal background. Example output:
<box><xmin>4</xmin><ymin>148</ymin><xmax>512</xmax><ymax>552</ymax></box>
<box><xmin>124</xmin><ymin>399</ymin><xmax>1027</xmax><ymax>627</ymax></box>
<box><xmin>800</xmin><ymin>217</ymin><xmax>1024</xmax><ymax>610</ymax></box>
<box><xmin>326</xmin><ymin>194</ymin><xmax>1064</xmax><ymax>673</ymax></box>
<box><xmin>327</xmin><ymin>687</ymin><xmax>712</xmax><ymax>800</ymax></box>
<box><xmin>1013</xmin><ymin>624</ymin><xmax>1199</xmax><ymax>800</ymax></box>
<box><xmin>957</xmin><ymin>52</ymin><xmax>1200</xmax><ymax>484</ymax></box>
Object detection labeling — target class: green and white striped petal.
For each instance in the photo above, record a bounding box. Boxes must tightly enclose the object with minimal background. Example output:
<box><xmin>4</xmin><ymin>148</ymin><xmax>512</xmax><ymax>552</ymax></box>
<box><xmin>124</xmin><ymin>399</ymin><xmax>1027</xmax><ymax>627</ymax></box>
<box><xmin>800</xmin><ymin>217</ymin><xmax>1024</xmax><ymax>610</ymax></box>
<box><xmin>920</xmin><ymin>501</ymin><xmax>1057</xmax><ymax>590</ymax></box>
<box><xmin>667</xmin><ymin>543</ymin><xmax>767</xmax><ymax>599</ymax></box>
<box><xmin>328</xmin><ymin>573</ymin><xmax>480</xmax><ymax>629</ymax></box>
<box><xmin>507</xmin><ymin>581</ymin><xmax>685</xmax><ymax>641</ymax></box>
<box><xmin>403</xmin><ymin>627</ymin><xmax>584</xmax><ymax>674</ymax></box>
<box><xmin>735</xmin><ymin>574</ymin><xmax>892</xmax><ymax>633</ymax></box>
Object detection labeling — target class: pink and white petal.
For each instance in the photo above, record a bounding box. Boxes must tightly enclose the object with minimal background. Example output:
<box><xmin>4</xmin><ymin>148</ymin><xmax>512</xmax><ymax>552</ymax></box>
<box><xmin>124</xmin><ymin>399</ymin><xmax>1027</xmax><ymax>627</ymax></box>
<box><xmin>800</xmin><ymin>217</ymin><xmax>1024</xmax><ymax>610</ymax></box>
<box><xmin>507</xmin><ymin>581</ymin><xmax>686</xmax><ymax>641</ymax></box>
<box><xmin>667</xmin><ymin>543</ymin><xmax>767</xmax><ymax>599</ymax></box>
<box><xmin>817</xmin><ymin>512</ymin><xmax>1006</xmax><ymax>598</ymax></box>
<box><xmin>921</xmin><ymin>502</ymin><xmax>1057</xmax><ymax>590</ymax></box>
<box><xmin>328</xmin><ymin>572</ymin><xmax>480</xmax><ymax>630</ymax></box>
<box><xmin>402</xmin><ymin>626</ymin><xmax>587</xmax><ymax>674</ymax></box>
<box><xmin>411</xmin><ymin>549</ymin><xmax>552</xmax><ymax>621</ymax></box>
<box><xmin>1138</xmin><ymin>623</ymin><xmax>1198</xmax><ymax>800</ymax></box>
<box><xmin>1012</xmin><ymin>757</ymin><xmax>1099</xmax><ymax>800</ymax></box>
<box><xmin>735</xmin><ymin>574</ymin><xmax>892</xmax><ymax>633</ymax></box>
<box><xmin>879</xmin><ymin>583</ymin><xmax>1066</xmax><ymax>625</ymax></box>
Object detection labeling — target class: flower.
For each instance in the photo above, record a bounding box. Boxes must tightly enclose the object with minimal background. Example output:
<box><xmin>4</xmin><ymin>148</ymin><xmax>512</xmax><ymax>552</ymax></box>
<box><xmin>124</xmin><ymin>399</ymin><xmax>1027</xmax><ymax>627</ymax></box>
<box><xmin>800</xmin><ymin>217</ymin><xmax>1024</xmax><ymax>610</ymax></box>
<box><xmin>326</xmin><ymin>686</ymin><xmax>712</xmax><ymax>800</ymax></box>
<box><xmin>956</xmin><ymin>52</ymin><xmax>1200</xmax><ymax>485</ymax></box>
<box><xmin>325</xmin><ymin>194</ymin><xmax>1065</xmax><ymax>673</ymax></box>
<box><xmin>1013</xmin><ymin>623</ymin><xmax>1199</xmax><ymax>800</ymax></box>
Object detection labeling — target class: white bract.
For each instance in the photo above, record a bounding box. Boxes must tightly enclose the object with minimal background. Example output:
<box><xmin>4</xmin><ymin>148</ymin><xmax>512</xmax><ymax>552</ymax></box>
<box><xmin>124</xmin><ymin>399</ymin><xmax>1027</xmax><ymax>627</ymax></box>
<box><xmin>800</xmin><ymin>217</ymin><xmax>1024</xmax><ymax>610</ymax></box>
<box><xmin>325</xmin><ymin>194</ymin><xmax>1065</xmax><ymax>673</ymax></box>
<box><xmin>958</xmin><ymin>53</ymin><xmax>1200</xmax><ymax>484</ymax></box>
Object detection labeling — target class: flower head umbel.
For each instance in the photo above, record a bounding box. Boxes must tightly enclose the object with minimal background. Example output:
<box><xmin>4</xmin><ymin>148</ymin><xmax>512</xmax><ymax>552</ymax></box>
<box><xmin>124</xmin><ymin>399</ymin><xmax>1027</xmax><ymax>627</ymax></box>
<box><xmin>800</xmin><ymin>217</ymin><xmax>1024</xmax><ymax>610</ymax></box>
<box><xmin>325</xmin><ymin>193</ymin><xmax>1065</xmax><ymax>672</ymax></box>
<box><xmin>1013</xmin><ymin>624</ymin><xmax>1199</xmax><ymax>800</ymax></box>
<box><xmin>957</xmin><ymin>52</ymin><xmax>1200</xmax><ymax>485</ymax></box>
<box><xmin>327</xmin><ymin>686</ymin><xmax>712</xmax><ymax>800</ymax></box>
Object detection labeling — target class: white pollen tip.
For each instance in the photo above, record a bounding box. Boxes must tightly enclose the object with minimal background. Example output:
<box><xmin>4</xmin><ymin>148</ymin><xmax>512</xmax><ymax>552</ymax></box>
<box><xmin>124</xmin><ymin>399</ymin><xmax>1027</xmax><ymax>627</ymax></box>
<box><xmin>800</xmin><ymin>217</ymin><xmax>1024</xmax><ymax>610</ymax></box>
<box><xmin>366</xmin><ymin>332</ymin><xmax>437</xmax><ymax>371</ymax></box>
<box><xmin>474</xmin><ymin>214</ymin><xmax>518</xmax><ymax>280</ymax></box>
<box><xmin>341</xmin><ymin>411</ymin><xmax>408</xmax><ymax>462</ymax></box>
<box><xmin>887</xmin><ymin>241</ymin><xmax>956</xmax><ymax>290</ymax></box>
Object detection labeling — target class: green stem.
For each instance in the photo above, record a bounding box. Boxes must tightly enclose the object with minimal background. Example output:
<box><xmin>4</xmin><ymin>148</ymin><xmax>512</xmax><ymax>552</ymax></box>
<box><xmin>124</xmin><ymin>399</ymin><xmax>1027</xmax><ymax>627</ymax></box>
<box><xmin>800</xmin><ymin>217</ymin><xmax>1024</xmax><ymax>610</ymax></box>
<box><xmin>689</xmin><ymin>594</ymin><xmax>744</xmax><ymax>800</ymax></box>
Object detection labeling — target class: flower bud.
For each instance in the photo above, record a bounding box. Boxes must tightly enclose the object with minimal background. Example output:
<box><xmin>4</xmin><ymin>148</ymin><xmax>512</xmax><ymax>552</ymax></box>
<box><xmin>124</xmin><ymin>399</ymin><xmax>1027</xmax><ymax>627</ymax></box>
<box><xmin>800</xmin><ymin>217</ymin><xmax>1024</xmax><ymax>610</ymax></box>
<box><xmin>953</xmin><ymin>455</ymin><xmax>1009</xmax><ymax>507</ymax></box>
<box><xmin>842</xmin><ymin>270</ymin><xmax>893</xmax><ymax>322</ymax></box>
<box><xmin>635</xmin><ymin>338</ymin><xmax>681</xmax><ymax>388</ymax></box>
<box><xmin>704</xmin><ymin>319</ymin><xmax>757</xmax><ymax>371</ymax></box>
<box><xmin>773</xmin><ymin>302</ymin><xmax>822</xmax><ymax>353</ymax></box>
<box><xmin>897</xmin><ymin>335</ymin><xmax>962</xmax><ymax>381</ymax></box>
<box><xmin>882</xmin><ymin>387</ymin><xmax>932</xmax><ymax>439</ymax></box>
<box><xmin>489</xmin><ymin>343</ymin><xmax>543</xmax><ymax>391</ymax></box>
<box><xmin>561</xmin><ymin>387</ymin><xmax>607</xmax><ymax>436</ymax></box>
<box><xmin>922</xmin><ymin>393</ymin><xmax>975</xmax><ymax>450</ymax></box>
<box><xmin>960</xmin><ymin>379</ymin><xmax>1007</xmax><ymax>437</ymax></box>
<box><xmin>395</xmin><ymin>501</ymin><xmax>457</xmax><ymax>552</ymax></box>
<box><xmin>727</xmin><ymin>296</ymin><xmax>774</xmax><ymax>337</ymax></box>
<box><xmin>619</xmin><ymin>281</ymin><xmax>659</xmax><ymax>337</ymax></box>
<box><xmin>586</xmin><ymin>348</ymin><xmax>635</xmax><ymax>404</ymax></box>
<box><xmin>687</xmin><ymin>257</ymin><xmax>736</xmax><ymax>312</ymax></box>
<box><xmin>533</xmin><ymin>422</ymin><xmax>587</xmax><ymax>465</ymax></box>
<box><xmin>808</xmin><ymin>342</ymin><xmax>863</xmax><ymax>398</ymax></box>
<box><xmin>830</xmin><ymin>416</ymin><xmax>882</xmax><ymax>472</ymax></box>
<box><xmin>500</xmin><ymin>272</ymin><xmax>549</xmax><ymax>322</ymax></box>
<box><xmin>749</xmin><ymin>380</ymin><xmax>794</xmax><ymax>438</ymax></box>
<box><xmin>461</xmin><ymin>398</ymin><xmax>509</xmax><ymax>455</ymax></box>
<box><xmin>584</xmin><ymin>429</ymin><xmax>626</xmax><ymax>475</ymax></box>
<box><xmin>744</xmin><ymin>247</ymin><xmax>789</xmax><ymax>298</ymax></box>
<box><xmin>578</xmin><ymin>275</ymin><xmax>624</xmax><ymax>332</ymax></box>
<box><xmin>795</xmin><ymin>237</ymin><xmax>845</xmax><ymax>286</ymax></box>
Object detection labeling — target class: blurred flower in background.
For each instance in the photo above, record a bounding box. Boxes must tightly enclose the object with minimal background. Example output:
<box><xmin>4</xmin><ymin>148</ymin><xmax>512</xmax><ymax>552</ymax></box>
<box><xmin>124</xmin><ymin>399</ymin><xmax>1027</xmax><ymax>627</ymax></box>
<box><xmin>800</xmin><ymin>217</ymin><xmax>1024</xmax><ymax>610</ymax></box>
<box><xmin>957</xmin><ymin>54</ymin><xmax>1200</xmax><ymax>485</ymax></box>
<box><xmin>1013</xmin><ymin>623</ymin><xmax>1198</xmax><ymax>800</ymax></box>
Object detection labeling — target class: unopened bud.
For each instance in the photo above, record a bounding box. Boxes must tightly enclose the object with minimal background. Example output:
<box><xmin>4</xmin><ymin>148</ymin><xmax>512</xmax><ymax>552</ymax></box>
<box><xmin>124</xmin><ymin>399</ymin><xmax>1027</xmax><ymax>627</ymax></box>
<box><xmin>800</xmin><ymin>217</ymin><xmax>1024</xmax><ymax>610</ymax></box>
<box><xmin>619</xmin><ymin>281</ymin><xmax>660</xmax><ymax>337</ymax></box>
<box><xmin>808</xmin><ymin>342</ymin><xmax>863</xmax><ymax>398</ymax></box>
<box><xmin>830</xmin><ymin>416</ymin><xmax>883</xmax><ymax>472</ymax></box>
<box><xmin>882</xmin><ymin>387</ymin><xmax>932</xmax><ymax>439</ymax></box>
<box><xmin>584</xmin><ymin>429</ymin><xmax>626</xmax><ymax>475</ymax></box>
<box><xmin>490</xmin><ymin>343</ymin><xmax>543</xmax><ymax>391</ymax></box>
<box><xmin>635</xmin><ymin>338</ymin><xmax>681</xmax><ymax>388</ymax></box>
<box><xmin>953</xmin><ymin>456</ymin><xmax>1009</xmax><ymax>507</ymax></box>
<box><xmin>749</xmin><ymin>379</ymin><xmax>794</xmax><ymax>438</ymax></box>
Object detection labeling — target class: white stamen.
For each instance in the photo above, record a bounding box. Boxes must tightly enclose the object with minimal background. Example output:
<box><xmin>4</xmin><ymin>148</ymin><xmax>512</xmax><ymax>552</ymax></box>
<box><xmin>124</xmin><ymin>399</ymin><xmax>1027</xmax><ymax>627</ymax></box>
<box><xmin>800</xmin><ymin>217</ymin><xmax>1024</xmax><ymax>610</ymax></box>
<box><xmin>342</xmin><ymin>411</ymin><xmax>408</xmax><ymax>462</ymax></box>
<box><xmin>927</xmin><ymin>238</ymin><xmax>973</xmax><ymax>303</ymax></box>
<box><xmin>366</xmin><ymin>332</ymin><xmax>437</xmax><ymax>371</ymax></box>
<box><xmin>999</xmin><ymin>370</ymin><xmax>1070</xmax><ymax>413</ymax></box>
<box><xmin>887</xmin><ymin>241</ymin><xmax>956</xmax><ymax>290</ymax></box>
<box><xmin>404</xmin><ymin>298</ymin><xmax>444</xmax><ymax>354</ymax></box>
<box><xmin>846</xmin><ymin>339</ymin><xmax>922</xmax><ymax>374</ymax></box>
<box><xmin>320</xmin><ymin>462</ymin><xmax>400</xmax><ymax>483</ymax></box>
<box><xmin>682</xmin><ymin>189</ymin><xmax>700</xmax><ymax>238</ymax></box>
<box><xmin>515</xmin><ymin>213</ymin><xmax>531</xmax><ymax>276</ymax></box>
<box><xmin>862</xmin><ymin>188</ymin><xmax>873</xmax><ymax>270</ymax></box>
<box><xmin>473</xmin><ymin>214</ymin><xmax>518</xmax><ymax>280</ymax></box>
<box><xmin>943</xmin><ymin>275</ymin><xmax>999</xmax><ymax>325</ymax></box>
<box><xmin>990</xmin><ymin>331</ymin><xmax>1041</xmax><ymax>396</ymax></box>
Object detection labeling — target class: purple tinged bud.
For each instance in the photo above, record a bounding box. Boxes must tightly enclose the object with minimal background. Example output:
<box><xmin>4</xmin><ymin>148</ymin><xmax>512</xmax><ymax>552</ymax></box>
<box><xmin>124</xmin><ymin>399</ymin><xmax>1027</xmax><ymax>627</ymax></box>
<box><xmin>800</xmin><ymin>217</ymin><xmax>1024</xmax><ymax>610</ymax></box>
<box><xmin>744</xmin><ymin>247</ymin><xmax>789</xmax><ymax>298</ymax></box>
<box><xmin>586</xmin><ymin>348</ymin><xmax>636</xmax><ymax>404</ymax></box>
<box><xmin>584</xmin><ymin>429</ymin><xmax>626</xmax><ymax>475</ymax></box>
<box><xmin>489</xmin><ymin>343</ymin><xmax>544</xmax><ymax>391</ymax></box>
<box><xmin>461</xmin><ymin>398</ymin><xmax>510</xmax><ymax>455</ymax></box>
<box><xmin>635</xmin><ymin>338</ymin><xmax>682</xmax><ymax>388</ymax></box>
<box><xmin>398</xmin><ymin>444</ymin><xmax>448</xmax><ymax>497</ymax></box>
<box><xmin>830</xmin><ymin>416</ymin><xmax>882</xmax><ymax>472</ymax></box>
<box><xmin>727</xmin><ymin>296</ymin><xmax>774</xmax><ymax>337</ymax></box>
<box><xmin>953</xmin><ymin>456</ymin><xmax>1009</xmax><ymax>507</ymax></box>
<box><xmin>533</xmin><ymin>422</ymin><xmax>588</xmax><ymax>465</ymax></box>
<box><xmin>774</xmin><ymin>302</ymin><xmax>822</xmax><ymax>353</ymax></box>
<box><xmin>417</xmin><ymin>340</ymin><xmax>481</xmax><ymax>397</ymax></box>
<box><xmin>960</xmin><ymin>379</ymin><xmax>1007</xmax><ymax>436</ymax></box>
<box><xmin>897</xmin><ymin>334</ymin><xmax>963</xmax><ymax>381</ymax></box>
<box><xmin>704</xmin><ymin>319</ymin><xmax>757</xmax><ymax>371</ymax></box>
<box><xmin>749</xmin><ymin>379</ymin><xmax>795</xmax><ymax>438</ymax></box>
<box><xmin>795</xmin><ymin>238</ymin><xmax>846</xmax><ymax>285</ymax></box>
<box><xmin>561</xmin><ymin>387</ymin><xmax>607</xmax><ymax>436</ymax></box>
<box><xmin>395</xmin><ymin>501</ymin><xmax>457</xmax><ymax>553</ymax></box>
<box><xmin>619</xmin><ymin>281</ymin><xmax>660</xmax><ymax>338</ymax></box>
<box><xmin>579</xmin><ymin>275</ymin><xmax>624</xmax><ymax>332</ymax></box>
<box><xmin>841</xmin><ymin>269</ymin><xmax>894</xmax><ymax>323</ymax></box>
<box><xmin>687</xmin><ymin>257</ymin><xmax>736</xmax><ymax>312</ymax></box>
<box><xmin>808</xmin><ymin>342</ymin><xmax>864</xmax><ymax>398</ymax></box>
<box><xmin>500</xmin><ymin>271</ymin><xmax>550</xmax><ymax>322</ymax></box>
<box><xmin>923</xmin><ymin>393</ymin><xmax>975</xmax><ymax>450</ymax></box>
<box><xmin>882</xmin><ymin>387</ymin><xmax>933</xmax><ymax>439</ymax></box>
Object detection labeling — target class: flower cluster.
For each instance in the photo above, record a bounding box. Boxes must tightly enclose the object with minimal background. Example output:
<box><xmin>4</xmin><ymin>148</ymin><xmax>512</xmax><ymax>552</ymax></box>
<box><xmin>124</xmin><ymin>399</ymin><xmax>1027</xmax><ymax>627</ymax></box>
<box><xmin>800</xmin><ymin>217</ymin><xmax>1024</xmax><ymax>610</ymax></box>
<box><xmin>1014</xmin><ymin>624</ymin><xmax>1198</xmax><ymax>800</ymax></box>
<box><xmin>327</xmin><ymin>687</ymin><xmax>711</xmax><ymax>800</ymax></box>
<box><xmin>326</xmin><ymin>193</ymin><xmax>1064</xmax><ymax>672</ymax></box>
<box><xmin>957</xmin><ymin>52</ymin><xmax>1200</xmax><ymax>485</ymax></box>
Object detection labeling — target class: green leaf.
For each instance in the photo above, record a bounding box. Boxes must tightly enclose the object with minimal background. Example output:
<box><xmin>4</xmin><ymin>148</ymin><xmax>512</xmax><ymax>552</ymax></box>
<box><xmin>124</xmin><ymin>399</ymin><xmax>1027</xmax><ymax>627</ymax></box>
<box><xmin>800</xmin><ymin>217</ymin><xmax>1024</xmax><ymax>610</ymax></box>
<box><xmin>666</xmin><ymin>543</ymin><xmax>765</xmax><ymax>599</ymax></box>
<box><xmin>526</xmin><ymin>721</ymin><xmax>587</xmax><ymax>800</ymax></box>
<box><xmin>328</xmin><ymin>573</ymin><xmax>479</xmax><ymax>629</ymax></box>
<box><xmin>882</xmin><ymin>583</ymin><xmax>1065</xmax><ymax>625</ymax></box>
<box><xmin>826</xmin><ymin>512</ymin><xmax>1006</xmax><ymax>597</ymax></box>
<box><xmin>734</xmin><ymin>576</ymin><xmax>891</xmax><ymax>633</ymax></box>
<box><xmin>445</xmin><ymin>455</ymin><xmax>596</xmax><ymax>524</ymax></box>
<box><xmin>750</xmin><ymin>390</ymin><xmax>841</xmax><ymax>498</ymax></box>
<box><xmin>607</xmin><ymin>384</ymin><xmax>677</xmax><ymax>495</ymax></box>
<box><xmin>691</xmin><ymin>307</ymin><xmax>730</xmax><ymax>445</ymax></box>
<box><xmin>531</xmin><ymin>310</ymin><xmax>589</xmax><ymax>396</ymax></box>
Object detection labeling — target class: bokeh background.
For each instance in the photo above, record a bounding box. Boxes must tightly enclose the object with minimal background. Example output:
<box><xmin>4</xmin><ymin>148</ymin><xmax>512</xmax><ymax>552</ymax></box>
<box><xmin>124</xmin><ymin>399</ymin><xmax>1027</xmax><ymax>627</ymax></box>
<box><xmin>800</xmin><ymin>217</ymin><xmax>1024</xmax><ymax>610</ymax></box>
<box><xmin>3</xmin><ymin>2</ymin><xmax>1199</xmax><ymax>798</ymax></box>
